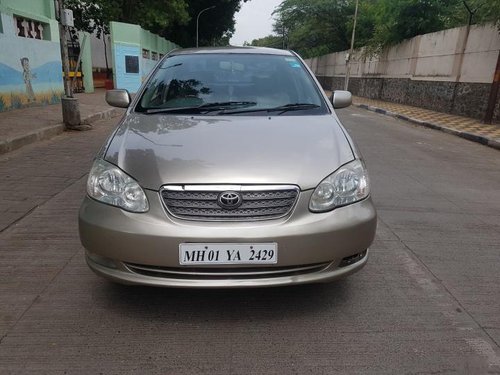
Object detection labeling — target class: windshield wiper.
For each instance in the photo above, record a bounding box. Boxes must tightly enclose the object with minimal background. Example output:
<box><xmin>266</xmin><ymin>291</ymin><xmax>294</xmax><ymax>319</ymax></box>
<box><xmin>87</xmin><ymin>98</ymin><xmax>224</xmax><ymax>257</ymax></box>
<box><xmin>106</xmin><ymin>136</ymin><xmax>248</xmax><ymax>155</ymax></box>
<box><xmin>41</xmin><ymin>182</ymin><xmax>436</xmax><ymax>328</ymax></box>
<box><xmin>145</xmin><ymin>101</ymin><xmax>257</xmax><ymax>115</ymax></box>
<box><xmin>145</xmin><ymin>106</ymin><xmax>201</xmax><ymax>114</ymax></box>
<box><xmin>199</xmin><ymin>101</ymin><xmax>257</xmax><ymax>109</ymax></box>
<box><xmin>270</xmin><ymin>103</ymin><xmax>321</xmax><ymax>114</ymax></box>
<box><xmin>223</xmin><ymin>103</ymin><xmax>320</xmax><ymax>115</ymax></box>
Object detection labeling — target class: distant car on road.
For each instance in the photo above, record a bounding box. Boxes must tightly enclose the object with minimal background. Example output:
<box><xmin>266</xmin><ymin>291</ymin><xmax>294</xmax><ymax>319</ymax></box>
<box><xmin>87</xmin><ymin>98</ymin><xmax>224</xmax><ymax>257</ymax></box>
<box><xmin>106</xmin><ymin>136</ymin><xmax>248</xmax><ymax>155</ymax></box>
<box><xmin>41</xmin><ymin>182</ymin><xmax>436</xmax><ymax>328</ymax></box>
<box><xmin>78</xmin><ymin>47</ymin><xmax>377</xmax><ymax>288</ymax></box>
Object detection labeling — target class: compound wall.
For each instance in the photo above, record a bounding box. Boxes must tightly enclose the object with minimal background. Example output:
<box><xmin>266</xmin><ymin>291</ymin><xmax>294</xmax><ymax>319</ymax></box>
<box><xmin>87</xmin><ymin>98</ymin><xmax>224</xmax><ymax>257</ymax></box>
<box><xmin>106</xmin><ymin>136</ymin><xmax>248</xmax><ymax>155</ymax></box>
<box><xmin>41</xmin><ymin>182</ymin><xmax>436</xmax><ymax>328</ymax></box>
<box><xmin>305</xmin><ymin>23</ymin><xmax>500</xmax><ymax>122</ymax></box>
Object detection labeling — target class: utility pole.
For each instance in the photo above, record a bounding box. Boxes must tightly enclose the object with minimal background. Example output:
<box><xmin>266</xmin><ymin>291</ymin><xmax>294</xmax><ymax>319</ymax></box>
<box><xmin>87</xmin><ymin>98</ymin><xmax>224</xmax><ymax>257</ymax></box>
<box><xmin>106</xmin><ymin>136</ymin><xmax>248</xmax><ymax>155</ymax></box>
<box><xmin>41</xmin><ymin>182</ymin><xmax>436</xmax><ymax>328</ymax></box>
<box><xmin>344</xmin><ymin>0</ymin><xmax>359</xmax><ymax>91</ymax></box>
<box><xmin>55</xmin><ymin>0</ymin><xmax>83</xmax><ymax>129</ymax></box>
<box><xmin>484</xmin><ymin>50</ymin><xmax>500</xmax><ymax>124</ymax></box>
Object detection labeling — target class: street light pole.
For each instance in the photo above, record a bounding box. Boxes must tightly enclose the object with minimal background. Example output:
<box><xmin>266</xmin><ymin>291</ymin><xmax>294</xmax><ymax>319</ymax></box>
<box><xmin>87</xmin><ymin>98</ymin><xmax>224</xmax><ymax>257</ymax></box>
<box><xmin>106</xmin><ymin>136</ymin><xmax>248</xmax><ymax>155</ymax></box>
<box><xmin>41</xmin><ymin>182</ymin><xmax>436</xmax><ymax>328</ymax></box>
<box><xmin>196</xmin><ymin>6</ymin><xmax>216</xmax><ymax>48</ymax></box>
<box><xmin>344</xmin><ymin>0</ymin><xmax>359</xmax><ymax>91</ymax></box>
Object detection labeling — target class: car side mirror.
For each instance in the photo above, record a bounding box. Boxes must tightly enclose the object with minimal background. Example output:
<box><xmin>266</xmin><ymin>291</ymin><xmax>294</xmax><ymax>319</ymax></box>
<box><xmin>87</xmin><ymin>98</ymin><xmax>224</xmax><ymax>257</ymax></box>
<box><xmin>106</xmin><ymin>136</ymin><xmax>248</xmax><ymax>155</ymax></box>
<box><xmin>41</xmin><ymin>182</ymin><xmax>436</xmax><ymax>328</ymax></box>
<box><xmin>106</xmin><ymin>89</ymin><xmax>131</xmax><ymax>108</ymax></box>
<box><xmin>331</xmin><ymin>90</ymin><xmax>352</xmax><ymax>109</ymax></box>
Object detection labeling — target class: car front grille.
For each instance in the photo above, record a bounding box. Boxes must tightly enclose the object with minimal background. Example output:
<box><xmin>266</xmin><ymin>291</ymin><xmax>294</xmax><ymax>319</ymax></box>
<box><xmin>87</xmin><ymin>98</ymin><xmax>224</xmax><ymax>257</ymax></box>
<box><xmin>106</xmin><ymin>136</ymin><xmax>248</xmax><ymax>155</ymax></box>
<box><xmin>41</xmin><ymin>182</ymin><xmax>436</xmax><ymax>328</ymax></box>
<box><xmin>124</xmin><ymin>262</ymin><xmax>331</xmax><ymax>280</ymax></box>
<box><xmin>160</xmin><ymin>185</ymin><xmax>299</xmax><ymax>221</ymax></box>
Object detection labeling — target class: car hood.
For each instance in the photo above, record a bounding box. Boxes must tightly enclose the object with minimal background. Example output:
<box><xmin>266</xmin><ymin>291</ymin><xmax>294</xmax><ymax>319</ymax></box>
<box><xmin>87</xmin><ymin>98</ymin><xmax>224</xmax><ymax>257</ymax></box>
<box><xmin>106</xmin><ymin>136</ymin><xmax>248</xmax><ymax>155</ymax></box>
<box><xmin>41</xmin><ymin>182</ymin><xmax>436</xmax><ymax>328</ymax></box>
<box><xmin>105</xmin><ymin>113</ymin><xmax>354</xmax><ymax>190</ymax></box>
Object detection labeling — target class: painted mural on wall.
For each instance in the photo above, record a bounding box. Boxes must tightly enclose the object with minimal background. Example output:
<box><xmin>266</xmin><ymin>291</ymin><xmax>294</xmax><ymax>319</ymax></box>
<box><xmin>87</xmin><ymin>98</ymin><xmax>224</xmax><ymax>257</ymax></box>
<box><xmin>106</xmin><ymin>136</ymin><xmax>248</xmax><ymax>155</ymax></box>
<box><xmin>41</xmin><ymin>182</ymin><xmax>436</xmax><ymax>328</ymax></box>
<box><xmin>0</xmin><ymin>36</ymin><xmax>64</xmax><ymax>112</ymax></box>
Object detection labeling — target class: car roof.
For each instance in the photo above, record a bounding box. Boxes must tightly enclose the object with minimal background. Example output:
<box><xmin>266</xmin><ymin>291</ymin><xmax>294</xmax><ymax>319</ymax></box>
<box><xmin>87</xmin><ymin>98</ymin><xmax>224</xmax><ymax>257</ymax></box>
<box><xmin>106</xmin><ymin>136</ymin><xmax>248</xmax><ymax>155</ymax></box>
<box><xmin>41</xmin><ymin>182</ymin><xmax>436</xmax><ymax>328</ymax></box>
<box><xmin>169</xmin><ymin>46</ymin><xmax>295</xmax><ymax>57</ymax></box>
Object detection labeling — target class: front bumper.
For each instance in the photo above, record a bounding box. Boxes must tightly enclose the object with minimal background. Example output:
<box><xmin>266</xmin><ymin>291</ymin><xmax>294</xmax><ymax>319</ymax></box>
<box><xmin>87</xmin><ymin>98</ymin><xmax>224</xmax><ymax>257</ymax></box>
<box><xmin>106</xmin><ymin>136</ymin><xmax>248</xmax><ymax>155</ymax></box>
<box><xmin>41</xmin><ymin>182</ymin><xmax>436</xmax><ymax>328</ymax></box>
<box><xmin>86</xmin><ymin>250</ymin><xmax>369</xmax><ymax>288</ymax></box>
<box><xmin>79</xmin><ymin>190</ymin><xmax>377</xmax><ymax>288</ymax></box>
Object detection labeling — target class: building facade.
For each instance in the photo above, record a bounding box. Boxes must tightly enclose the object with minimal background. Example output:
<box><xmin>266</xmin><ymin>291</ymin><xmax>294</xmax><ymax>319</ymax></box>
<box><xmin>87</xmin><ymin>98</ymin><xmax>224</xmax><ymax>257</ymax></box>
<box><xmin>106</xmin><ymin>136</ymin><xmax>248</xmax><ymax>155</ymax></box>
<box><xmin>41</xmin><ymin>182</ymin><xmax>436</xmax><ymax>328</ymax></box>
<box><xmin>0</xmin><ymin>0</ymin><xmax>64</xmax><ymax>112</ymax></box>
<box><xmin>109</xmin><ymin>21</ymin><xmax>178</xmax><ymax>93</ymax></box>
<box><xmin>0</xmin><ymin>1</ymin><xmax>179</xmax><ymax>112</ymax></box>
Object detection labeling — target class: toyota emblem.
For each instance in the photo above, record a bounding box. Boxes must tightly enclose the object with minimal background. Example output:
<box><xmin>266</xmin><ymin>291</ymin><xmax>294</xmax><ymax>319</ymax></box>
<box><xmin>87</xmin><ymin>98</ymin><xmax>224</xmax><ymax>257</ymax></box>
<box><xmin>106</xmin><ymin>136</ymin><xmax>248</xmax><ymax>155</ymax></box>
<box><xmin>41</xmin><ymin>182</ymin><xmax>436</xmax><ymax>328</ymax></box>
<box><xmin>217</xmin><ymin>191</ymin><xmax>242</xmax><ymax>209</ymax></box>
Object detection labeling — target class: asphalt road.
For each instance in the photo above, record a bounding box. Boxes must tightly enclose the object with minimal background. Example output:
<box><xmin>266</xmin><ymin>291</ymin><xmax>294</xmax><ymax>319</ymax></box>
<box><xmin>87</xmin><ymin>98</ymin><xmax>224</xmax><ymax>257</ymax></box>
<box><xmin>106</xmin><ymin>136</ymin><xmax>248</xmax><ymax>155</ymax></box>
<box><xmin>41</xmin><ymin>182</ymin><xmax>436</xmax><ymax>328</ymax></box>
<box><xmin>0</xmin><ymin>107</ymin><xmax>499</xmax><ymax>374</ymax></box>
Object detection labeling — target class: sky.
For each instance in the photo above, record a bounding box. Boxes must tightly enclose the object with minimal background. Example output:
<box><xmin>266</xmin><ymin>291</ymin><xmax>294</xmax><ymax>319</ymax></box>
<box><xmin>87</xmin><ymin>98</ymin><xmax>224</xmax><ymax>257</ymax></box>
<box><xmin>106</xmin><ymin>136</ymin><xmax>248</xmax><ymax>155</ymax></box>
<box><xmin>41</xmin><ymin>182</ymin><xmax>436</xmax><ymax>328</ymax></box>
<box><xmin>230</xmin><ymin>0</ymin><xmax>283</xmax><ymax>46</ymax></box>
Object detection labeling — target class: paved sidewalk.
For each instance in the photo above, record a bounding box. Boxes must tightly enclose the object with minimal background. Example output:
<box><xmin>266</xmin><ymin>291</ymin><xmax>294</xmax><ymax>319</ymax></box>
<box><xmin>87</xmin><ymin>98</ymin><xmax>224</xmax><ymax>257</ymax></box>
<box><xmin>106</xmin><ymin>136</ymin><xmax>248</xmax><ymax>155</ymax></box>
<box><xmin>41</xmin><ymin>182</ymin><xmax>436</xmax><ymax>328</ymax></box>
<box><xmin>352</xmin><ymin>96</ymin><xmax>500</xmax><ymax>151</ymax></box>
<box><xmin>0</xmin><ymin>89</ymin><xmax>123</xmax><ymax>155</ymax></box>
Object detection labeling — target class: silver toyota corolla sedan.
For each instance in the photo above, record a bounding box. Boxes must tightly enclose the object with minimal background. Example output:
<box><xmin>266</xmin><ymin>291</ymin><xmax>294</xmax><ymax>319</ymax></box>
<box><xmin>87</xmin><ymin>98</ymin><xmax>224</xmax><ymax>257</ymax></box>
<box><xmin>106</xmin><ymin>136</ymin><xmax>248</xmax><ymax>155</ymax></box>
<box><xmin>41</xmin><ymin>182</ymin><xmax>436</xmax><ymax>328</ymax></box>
<box><xmin>79</xmin><ymin>47</ymin><xmax>377</xmax><ymax>288</ymax></box>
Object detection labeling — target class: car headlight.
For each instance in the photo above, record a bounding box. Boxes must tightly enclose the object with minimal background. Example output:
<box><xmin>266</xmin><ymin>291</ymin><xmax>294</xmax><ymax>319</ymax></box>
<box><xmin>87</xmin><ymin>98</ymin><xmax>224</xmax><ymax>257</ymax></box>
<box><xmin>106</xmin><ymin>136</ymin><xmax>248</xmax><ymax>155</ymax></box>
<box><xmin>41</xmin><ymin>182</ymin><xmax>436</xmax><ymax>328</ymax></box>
<box><xmin>86</xmin><ymin>159</ymin><xmax>149</xmax><ymax>213</ymax></box>
<box><xmin>309</xmin><ymin>159</ymin><xmax>370</xmax><ymax>212</ymax></box>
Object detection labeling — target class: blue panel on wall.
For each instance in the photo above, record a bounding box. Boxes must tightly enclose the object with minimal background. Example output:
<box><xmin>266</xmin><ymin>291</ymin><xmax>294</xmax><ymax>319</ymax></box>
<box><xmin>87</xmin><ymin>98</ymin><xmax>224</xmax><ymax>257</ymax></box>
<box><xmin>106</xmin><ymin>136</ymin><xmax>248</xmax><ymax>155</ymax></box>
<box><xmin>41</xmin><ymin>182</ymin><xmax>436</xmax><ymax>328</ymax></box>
<box><xmin>114</xmin><ymin>44</ymin><xmax>141</xmax><ymax>93</ymax></box>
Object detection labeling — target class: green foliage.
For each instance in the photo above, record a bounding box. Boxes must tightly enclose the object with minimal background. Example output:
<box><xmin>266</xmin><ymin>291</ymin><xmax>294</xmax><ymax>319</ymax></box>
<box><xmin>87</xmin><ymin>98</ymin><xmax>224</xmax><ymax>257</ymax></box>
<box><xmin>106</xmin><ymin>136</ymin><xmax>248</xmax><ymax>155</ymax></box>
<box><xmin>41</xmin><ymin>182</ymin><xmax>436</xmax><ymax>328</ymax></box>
<box><xmin>65</xmin><ymin>0</ymin><xmax>249</xmax><ymax>46</ymax></box>
<box><xmin>65</xmin><ymin>0</ymin><xmax>190</xmax><ymax>38</ymax></box>
<box><xmin>267</xmin><ymin>0</ymin><xmax>500</xmax><ymax>58</ymax></box>
<box><xmin>0</xmin><ymin>96</ymin><xmax>6</xmax><ymax>112</ymax></box>
<box><xmin>271</xmin><ymin>0</ymin><xmax>354</xmax><ymax>58</ymax></box>
<box><xmin>367</xmin><ymin>0</ymin><xmax>500</xmax><ymax>49</ymax></box>
<box><xmin>65</xmin><ymin>0</ymin><xmax>115</xmax><ymax>37</ymax></box>
<box><xmin>122</xmin><ymin>0</ymin><xmax>190</xmax><ymax>35</ymax></box>
<box><xmin>161</xmin><ymin>0</ymin><xmax>250</xmax><ymax>47</ymax></box>
<box><xmin>369</xmin><ymin>0</ymin><xmax>456</xmax><ymax>47</ymax></box>
<box><xmin>247</xmin><ymin>35</ymin><xmax>284</xmax><ymax>49</ymax></box>
<box><xmin>445</xmin><ymin>0</ymin><xmax>500</xmax><ymax>28</ymax></box>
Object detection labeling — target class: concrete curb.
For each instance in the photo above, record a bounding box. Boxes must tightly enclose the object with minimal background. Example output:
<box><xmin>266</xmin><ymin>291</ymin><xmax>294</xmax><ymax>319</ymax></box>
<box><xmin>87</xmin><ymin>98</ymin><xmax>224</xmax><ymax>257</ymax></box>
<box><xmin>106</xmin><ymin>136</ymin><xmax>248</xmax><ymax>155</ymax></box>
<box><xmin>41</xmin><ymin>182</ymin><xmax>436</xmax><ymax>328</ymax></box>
<box><xmin>0</xmin><ymin>108</ymin><xmax>120</xmax><ymax>156</ymax></box>
<box><xmin>354</xmin><ymin>103</ymin><xmax>500</xmax><ymax>151</ymax></box>
<box><xmin>81</xmin><ymin>108</ymin><xmax>121</xmax><ymax>125</ymax></box>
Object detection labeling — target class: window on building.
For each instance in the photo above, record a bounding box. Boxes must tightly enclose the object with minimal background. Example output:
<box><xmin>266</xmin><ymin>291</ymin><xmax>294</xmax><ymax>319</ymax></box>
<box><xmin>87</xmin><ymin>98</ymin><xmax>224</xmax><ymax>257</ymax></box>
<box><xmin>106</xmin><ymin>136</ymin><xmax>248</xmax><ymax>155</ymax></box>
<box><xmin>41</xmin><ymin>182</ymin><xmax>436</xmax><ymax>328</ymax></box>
<box><xmin>152</xmin><ymin>52</ymin><xmax>158</xmax><ymax>61</ymax></box>
<box><xmin>125</xmin><ymin>55</ymin><xmax>139</xmax><ymax>74</ymax></box>
<box><xmin>14</xmin><ymin>15</ymin><xmax>49</xmax><ymax>40</ymax></box>
<box><xmin>0</xmin><ymin>13</ymin><xmax>3</xmax><ymax>34</ymax></box>
<box><xmin>142</xmin><ymin>49</ymin><xmax>150</xmax><ymax>59</ymax></box>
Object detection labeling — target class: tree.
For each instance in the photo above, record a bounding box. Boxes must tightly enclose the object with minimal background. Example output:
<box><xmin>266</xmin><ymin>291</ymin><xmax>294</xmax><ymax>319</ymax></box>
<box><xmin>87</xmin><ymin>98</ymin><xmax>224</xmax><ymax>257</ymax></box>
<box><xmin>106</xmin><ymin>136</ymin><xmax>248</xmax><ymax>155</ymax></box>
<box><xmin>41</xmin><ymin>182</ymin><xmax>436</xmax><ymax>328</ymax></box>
<box><xmin>368</xmin><ymin>0</ymin><xmax>458</xmax><ymax>47</ymax></box>
<box><xmin>271</xmin><ymin>0</ymin><xmax>354</xmax><ymax>58</ymax></box>
<box><xmin>64</xmin><ymin>0</ymin><xmax>115</xmax><ymax>37</ymax></box>
<box><xmin>267</xmin><ymin>0</ymin><xmax>500</xmax><ymax>59</ymax></box>
<box><xmin>366</xmin><ymin>0</ymin><xmax>500</xmax><ymax>49</ymax></box>
<box><xmin>446</xmin><ymin>0</ymin><xmax>500</xmax><ymax>28</ymax></box>
<box><xmin>247</xmin><ymin>35</ymin><xmax>284</xmax><ymax>49</ymax></box>
<box><xmin>65</xmin><ymin>0</ymin><xmax>249</xmax><ymax>47</ymax></box>
<box><xmin>65</xmin><ymin>0</ymin><xmax>190</xmax><ymax>38</ymax></box>
<box><xmin>160</xmin><ymin>0</ymin><xmax>250</xmax><ymax>47</ymax></box>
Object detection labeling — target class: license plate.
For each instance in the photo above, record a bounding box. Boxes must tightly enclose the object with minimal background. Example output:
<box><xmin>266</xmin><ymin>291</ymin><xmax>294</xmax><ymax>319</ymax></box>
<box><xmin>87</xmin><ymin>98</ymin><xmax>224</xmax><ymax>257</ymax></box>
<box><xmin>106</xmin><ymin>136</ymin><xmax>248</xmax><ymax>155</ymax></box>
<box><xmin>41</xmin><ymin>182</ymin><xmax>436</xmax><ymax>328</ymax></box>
<box><xmin>179</xmin><ymin>243</ymin><xmax>278</xmax><ymax>265</ymax></box>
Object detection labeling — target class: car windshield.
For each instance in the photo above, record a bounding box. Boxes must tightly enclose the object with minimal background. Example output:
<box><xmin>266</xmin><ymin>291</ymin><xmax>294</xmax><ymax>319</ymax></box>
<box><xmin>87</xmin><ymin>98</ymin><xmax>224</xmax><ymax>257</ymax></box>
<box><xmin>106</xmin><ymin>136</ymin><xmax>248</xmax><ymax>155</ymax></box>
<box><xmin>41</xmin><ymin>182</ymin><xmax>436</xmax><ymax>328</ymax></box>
<box><xmin>136</xmin><ymin>53</ymin><xmax>328</xmax><ymax>115</ymax></box>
